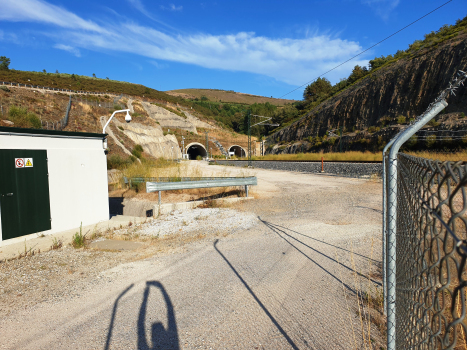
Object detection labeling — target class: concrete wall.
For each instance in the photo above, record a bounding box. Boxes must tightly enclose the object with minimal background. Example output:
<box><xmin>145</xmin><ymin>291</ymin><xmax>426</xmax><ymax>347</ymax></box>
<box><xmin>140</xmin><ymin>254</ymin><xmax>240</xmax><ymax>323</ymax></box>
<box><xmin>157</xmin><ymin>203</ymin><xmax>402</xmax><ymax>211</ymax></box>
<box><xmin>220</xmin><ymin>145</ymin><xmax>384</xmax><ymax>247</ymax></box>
<box><xmin>0</xmin><ymin>134</ymin><xmax>109</xmax><ymax>239</ymax></box>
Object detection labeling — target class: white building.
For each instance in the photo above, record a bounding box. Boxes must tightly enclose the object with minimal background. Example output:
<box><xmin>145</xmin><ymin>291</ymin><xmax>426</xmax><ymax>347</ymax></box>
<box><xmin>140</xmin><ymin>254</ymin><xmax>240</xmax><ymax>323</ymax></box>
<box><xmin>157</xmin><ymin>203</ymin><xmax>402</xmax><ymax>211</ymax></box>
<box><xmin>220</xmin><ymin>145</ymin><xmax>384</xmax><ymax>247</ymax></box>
<box><xmin>0</xmin><ymin>126</ymin><xmax>109</xmax><ymax>242</ymax></box>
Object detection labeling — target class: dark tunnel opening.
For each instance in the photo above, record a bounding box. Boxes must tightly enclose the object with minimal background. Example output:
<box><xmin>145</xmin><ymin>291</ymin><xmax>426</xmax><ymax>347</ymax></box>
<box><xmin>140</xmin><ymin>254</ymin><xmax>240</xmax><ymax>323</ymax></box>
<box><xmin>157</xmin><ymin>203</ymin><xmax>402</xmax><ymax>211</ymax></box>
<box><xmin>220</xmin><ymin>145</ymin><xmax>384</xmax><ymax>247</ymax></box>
<box><xmin>187</xmin><ymin>145</ymin><xmax>208</xmax><ymax>160</ymax></box>
<box><xmin>229</xmin><ymin>146</ymin><xmax>246</xmax><ymax>158</ymax></box>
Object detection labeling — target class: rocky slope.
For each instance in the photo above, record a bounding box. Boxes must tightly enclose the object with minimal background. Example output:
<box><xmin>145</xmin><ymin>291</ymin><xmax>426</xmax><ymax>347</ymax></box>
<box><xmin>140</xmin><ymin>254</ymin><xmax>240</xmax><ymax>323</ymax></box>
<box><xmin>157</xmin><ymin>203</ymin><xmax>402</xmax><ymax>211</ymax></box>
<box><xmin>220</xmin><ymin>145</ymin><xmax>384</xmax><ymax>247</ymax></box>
<box><xmin>269</xmin><ymin>32</ymin><xmax>467</xmax><ymax>146</ymax></box>
<box><xmin>110</xmin><ymin>118</ymin><xmax>181</xmax><ymax>159</ymax></box>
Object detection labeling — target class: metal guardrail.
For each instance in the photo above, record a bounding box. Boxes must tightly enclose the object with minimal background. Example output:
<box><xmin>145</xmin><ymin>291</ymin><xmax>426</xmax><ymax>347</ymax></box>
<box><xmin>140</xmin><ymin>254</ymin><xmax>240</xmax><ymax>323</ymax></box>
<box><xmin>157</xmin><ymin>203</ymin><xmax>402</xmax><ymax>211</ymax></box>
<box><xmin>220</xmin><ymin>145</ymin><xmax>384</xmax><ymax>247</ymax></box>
<box><xmin>146</xmin><ymin>176</ymin><xmax>257</xmax><ymax>192</ymax></box>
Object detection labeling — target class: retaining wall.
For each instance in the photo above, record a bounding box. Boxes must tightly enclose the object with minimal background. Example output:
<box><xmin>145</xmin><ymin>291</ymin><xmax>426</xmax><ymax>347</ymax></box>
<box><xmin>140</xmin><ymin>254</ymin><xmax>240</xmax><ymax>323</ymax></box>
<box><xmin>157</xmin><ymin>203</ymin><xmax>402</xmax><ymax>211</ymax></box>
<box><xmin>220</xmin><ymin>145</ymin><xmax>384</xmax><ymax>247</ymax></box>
<box><xmin>214</xmin><ymin>160</ymin><xmax>382</xmax><ymax>178</ymax></box>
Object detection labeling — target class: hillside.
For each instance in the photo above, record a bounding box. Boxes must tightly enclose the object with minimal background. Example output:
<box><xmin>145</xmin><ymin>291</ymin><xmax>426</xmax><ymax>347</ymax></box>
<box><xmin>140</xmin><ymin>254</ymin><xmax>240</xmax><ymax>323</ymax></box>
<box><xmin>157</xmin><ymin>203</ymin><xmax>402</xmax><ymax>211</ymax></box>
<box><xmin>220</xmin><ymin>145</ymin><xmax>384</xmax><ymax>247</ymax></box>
<box><xmin>265</xmin><ymin>17</ymin><xmax>467</xmax><ymax>154</ymax></box>
<box><xmin>166</xmin><ymin>88</ymin><xmax>296</xmax><ymax>106</ymax></box>
<box><xmin>0</xmin><ymin>84</ymin><xmax>255</xmax><ymax>166</ymax></box>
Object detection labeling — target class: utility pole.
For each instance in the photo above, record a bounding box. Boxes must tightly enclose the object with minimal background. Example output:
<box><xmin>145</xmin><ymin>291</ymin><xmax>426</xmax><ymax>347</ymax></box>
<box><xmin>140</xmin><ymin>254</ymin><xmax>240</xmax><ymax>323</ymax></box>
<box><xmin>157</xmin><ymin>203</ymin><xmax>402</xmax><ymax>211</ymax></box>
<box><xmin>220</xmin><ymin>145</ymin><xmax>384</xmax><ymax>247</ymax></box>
<box><xmin>248</xmin><ymin>111</ymin><xmax>252</xmax><ymax>167</ymax></box>
<box><xmin>181</xmin><ymin>136</ymin><xmax>185</xmax><ymax>158</ymax></box>
<box><xmin>247</xmin><ymin>114</ymin><xmax>279</xmax><ymax>167</ymax></box>
<box><xmin>205</xmin><ymin>131</ymin><xmax>209</xmax><ymax>159</ymax></box>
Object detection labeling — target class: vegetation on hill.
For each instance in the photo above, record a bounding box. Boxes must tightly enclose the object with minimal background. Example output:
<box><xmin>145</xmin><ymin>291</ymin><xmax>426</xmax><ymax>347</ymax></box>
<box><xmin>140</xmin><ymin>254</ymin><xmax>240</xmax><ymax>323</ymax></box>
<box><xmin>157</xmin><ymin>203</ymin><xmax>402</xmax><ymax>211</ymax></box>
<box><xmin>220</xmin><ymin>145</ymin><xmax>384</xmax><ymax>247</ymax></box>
<box><xmin>0</xmin><ymin>69</ymin><xmax>179</xmax><ymax>102</ymax></box>
<box><xmin>166</xmin><ymin>88</ymin><xmax>296</xmax><ymax>106</ymax></box>
<box><xmin>0</xmin><ymin>68</ymin><xmax>283</xmax><ymax>136</ymax></box>
<box><xmin>267</xmin><ymin>15</ymin><xmax>467</xmax><ymax>135</ymax></box>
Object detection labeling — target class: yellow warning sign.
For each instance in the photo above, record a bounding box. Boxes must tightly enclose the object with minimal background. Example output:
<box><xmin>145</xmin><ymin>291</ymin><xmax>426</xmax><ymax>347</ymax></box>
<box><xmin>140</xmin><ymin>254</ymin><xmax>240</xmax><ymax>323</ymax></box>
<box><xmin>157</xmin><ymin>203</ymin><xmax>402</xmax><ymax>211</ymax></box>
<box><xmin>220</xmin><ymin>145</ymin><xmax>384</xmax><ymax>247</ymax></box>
<box><xmin>25</xmin><ymin>158</ymin><xmax>33</xmax><ymax>167</ymax></box>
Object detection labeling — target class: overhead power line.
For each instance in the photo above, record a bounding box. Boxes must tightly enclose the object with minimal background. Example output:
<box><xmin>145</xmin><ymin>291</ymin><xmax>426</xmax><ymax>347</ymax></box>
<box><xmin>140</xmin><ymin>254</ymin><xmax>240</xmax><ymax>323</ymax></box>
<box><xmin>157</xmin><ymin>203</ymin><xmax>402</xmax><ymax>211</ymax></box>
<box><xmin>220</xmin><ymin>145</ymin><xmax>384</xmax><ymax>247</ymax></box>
<box><xmin>279</xmin><ymin>0</ymin><xmax>453</xmax><ymax>99</ymax></box>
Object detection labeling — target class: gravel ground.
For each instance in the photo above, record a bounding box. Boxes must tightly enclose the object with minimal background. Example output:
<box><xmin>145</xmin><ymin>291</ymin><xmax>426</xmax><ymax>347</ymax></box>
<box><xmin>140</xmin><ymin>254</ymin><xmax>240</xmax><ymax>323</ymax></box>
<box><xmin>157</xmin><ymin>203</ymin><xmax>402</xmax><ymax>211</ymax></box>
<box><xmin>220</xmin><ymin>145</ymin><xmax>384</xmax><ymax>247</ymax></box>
<box><xmin>0</xmin><ymin>162</ymin><xmax>385</xmax><ymax>349</ymax></box>
<box><xmin>136</xmin><ymin>208</ymin><xmax>258</xmax><ymax>237</ymax></box>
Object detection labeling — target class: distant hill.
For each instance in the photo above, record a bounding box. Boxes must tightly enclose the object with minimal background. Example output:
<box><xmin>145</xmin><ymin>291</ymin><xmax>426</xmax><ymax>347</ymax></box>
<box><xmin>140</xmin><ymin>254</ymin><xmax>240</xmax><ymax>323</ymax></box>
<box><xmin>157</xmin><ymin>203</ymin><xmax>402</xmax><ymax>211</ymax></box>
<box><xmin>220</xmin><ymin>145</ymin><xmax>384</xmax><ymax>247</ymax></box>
<box><xmin>0</xmin><ymin>70</ymin><xmax>179</xmax><ymax>102</ymax></box>
<box><xmin>166</xmin><ymin>88</ymin><xmax>296</xmax><ymax>106</ymax></box>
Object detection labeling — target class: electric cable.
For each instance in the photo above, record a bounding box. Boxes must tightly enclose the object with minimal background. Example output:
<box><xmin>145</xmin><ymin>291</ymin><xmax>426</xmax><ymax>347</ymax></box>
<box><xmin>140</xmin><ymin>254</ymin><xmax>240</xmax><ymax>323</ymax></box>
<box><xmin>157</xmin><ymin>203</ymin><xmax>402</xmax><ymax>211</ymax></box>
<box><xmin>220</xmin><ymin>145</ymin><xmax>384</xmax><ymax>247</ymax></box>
<box><xmin>279</xmin><ymin>0</ymin><xmax>453</xmax><ymax>99</ymax></box>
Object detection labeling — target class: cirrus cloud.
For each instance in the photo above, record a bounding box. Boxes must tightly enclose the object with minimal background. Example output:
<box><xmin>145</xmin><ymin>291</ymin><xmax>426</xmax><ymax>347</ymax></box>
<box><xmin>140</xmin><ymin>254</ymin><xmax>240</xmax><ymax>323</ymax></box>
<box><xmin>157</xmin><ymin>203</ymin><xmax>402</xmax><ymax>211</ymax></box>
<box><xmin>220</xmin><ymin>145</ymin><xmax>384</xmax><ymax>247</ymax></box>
<box><xmin>0</xmin><ymin>0</ymin><xmax>369</xmax><ymax>86</ymax></box>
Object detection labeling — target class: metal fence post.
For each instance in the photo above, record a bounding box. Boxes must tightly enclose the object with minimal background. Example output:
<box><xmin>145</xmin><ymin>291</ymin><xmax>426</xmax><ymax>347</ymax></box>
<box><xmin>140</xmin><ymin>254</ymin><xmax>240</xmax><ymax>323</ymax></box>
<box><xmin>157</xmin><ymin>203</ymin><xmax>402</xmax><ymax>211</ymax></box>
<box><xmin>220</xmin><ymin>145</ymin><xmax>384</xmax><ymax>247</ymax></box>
<box><xmin>386</xmin><ymin>100</ymin><xmax>447</xmax><ymax>350</ymax></box>
<box><xmin>382</xmin><ymin>137</ymin><xmax>398</xmax><ymax>316</ymax></box>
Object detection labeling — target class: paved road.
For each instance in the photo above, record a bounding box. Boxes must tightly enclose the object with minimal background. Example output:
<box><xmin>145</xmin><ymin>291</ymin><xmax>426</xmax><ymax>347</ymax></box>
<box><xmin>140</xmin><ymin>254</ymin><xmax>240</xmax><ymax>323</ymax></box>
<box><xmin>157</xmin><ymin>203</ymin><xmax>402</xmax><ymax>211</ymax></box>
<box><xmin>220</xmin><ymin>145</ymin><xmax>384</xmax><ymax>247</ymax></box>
<box><xmin>0</xmin><ymin>166</ymin><xmax>383</xmax><ymax>349</ymax></box>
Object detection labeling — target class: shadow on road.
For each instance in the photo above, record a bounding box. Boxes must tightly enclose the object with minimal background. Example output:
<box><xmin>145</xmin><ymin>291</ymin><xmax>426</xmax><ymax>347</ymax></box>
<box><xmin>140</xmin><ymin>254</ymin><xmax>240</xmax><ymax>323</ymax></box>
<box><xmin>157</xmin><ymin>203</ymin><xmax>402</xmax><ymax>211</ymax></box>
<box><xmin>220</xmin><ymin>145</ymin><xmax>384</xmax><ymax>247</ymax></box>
<box><xmin>104</xmin><ymin>281</ymin><xmax>179</xmax><ymax>350</ymax></box>
<box><xmin>138</xmin><ymin>281</ymin><xmax>180</xmax><ymax>350</ymax></box>
<box><xmin>213</xmin><ymin>239</ymin><xmax>300</xmax><ymax>350</ymax></box>
<box><xmin>105</xmin><ymin>284</ymin><xmax>134</xmax><ymax>350</ymax></box>
<box><xmin>265</xmin><ymin>221</ymin><xmax>379</xmax><ymax>264</ymax></box>
<box><xmin>259</xmin><ymin>218</ymin><xmax>381</xmax><ymax>291</ymax></box>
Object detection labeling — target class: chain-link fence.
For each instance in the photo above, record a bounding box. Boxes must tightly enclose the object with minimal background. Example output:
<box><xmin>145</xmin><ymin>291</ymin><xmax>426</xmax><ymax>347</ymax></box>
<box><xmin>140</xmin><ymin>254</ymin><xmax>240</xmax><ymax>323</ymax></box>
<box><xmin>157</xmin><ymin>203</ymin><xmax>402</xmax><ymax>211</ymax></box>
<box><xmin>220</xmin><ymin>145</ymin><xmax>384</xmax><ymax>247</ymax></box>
<box><xmin>383</xmin><ymin>69</ymin><xmax>467</xmax><ymax>350</ymax></box>
<box><xmin>394</xmin><ymin>153</ymin><xmax>467</xmax><ymax>349</ymax></box>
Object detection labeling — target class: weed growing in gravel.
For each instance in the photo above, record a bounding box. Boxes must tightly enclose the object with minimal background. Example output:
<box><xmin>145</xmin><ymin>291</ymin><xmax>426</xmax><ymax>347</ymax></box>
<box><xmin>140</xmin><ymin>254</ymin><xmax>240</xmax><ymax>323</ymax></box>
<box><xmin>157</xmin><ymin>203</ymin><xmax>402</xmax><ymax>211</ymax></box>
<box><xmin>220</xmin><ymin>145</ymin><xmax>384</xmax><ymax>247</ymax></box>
<box><xmin>50</xmin><ymin>237</ymin><xmax>62</xmax><ymax>250</ymax></box>
<box><xmin>72</xmin><ymin>222</ymin><xmax>86</xmax><ymax>248</ymax></box>
<box><xmin>336</xmin><ymin>239</ymin><xmax>385</xmax><ymax>349</ymax></box>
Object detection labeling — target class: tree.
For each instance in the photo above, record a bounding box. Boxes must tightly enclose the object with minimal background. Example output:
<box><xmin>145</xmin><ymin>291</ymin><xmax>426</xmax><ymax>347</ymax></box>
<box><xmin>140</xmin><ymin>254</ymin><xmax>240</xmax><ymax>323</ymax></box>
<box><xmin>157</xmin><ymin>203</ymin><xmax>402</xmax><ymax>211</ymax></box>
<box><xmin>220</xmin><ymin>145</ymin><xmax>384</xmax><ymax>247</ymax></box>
<box><xmin>303</xmin><ymin>77</ymin><xmax>332</xmax><ymax>102</ymax></box>
<box><xmin>92</xmin><ymin>73</ymin><xmax>96</xmax><ymax>78</ymax></box>
<box><xmin>0</xmin><ymin>56</ymin><xmax>11</xmax><ymax>70</ymax></box>
<box><xmin>42</xmin><ymin>69</ymin><xmax>47</xmax><ymax>73</ymax></box>
<box><xmin>347</xmin><ymin>65</ymin><xmax>368</xmax><ymax>84</ymax></box>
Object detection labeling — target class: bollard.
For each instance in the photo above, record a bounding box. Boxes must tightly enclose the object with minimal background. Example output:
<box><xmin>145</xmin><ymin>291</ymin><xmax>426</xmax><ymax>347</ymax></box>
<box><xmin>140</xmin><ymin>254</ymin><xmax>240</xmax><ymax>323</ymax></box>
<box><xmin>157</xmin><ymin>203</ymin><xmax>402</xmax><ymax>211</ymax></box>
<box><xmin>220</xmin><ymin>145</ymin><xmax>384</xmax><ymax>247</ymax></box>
<box><xmin>321</xmin><ymin>157</ymin><xmax>324</xmax><ymax>173</ymax></box>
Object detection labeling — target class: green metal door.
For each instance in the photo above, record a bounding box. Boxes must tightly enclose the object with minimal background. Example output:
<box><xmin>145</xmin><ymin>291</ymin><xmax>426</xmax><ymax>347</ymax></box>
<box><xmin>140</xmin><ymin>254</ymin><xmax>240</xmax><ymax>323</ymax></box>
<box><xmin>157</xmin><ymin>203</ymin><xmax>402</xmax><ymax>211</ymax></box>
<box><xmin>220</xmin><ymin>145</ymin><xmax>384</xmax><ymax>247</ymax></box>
<box><xmin>0</xmin><ymin>149</ymin><xmax>51</xmax><ymax>240</ymax></box>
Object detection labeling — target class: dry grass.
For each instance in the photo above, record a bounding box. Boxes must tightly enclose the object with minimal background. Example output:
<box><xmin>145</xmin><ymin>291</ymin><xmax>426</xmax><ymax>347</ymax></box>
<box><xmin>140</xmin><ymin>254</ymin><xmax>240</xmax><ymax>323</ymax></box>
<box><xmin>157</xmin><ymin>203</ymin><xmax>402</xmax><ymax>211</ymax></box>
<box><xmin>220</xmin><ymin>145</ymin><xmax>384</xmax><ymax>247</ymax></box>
<box><xmin>336</xmin><ymin>239</ymin><xmax>386</xmax><ymax>350</ymax></box>
<box><xmin>255</xmin><ymin>150</ymin><xmax>467</xmax><ymax>162</ymax></box>
<box><xmin>166</xmin><ymin>88</ymin><xmax>296</xmax><ymax>106</ymax></box>
<box><xmin>255</xmin><ymin>151</ymin><xmax>383</xmax><ymax>162</ymax></box>
<box><xmin>406</xmin><ymin>150</ymin><xmax>467</xmax><ymax>162</ymax></box>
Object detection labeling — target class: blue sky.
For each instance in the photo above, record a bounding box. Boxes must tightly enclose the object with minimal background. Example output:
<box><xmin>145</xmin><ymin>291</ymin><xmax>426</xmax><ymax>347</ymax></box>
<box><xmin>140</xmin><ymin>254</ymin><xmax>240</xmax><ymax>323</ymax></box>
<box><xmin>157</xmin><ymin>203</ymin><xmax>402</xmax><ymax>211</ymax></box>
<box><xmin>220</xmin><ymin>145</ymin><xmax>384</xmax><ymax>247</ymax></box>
<box><xmin>0</xmin><ymin>0</ymin><xmax>465</xmax><ymax>100</ymax></box>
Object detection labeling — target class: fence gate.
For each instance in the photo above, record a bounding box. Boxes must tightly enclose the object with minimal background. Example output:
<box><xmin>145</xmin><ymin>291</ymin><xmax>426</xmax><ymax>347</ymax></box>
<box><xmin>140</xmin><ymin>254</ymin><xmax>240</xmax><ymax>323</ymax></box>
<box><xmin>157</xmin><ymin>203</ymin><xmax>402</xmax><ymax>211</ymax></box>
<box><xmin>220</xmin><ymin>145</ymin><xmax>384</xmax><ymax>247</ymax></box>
<box><xmin>0</xmin><ymin>149</ymin><xmax>51</xmax><ymax>240</ymax></box>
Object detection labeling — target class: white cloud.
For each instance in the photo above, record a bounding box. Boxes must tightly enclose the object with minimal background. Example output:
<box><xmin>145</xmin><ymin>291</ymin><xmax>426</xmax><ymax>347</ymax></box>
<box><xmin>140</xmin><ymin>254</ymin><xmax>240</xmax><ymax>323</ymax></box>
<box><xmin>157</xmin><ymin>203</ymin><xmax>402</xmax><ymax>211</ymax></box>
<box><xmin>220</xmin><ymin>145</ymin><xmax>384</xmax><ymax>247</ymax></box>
<box><xmin>160</xmin><ymin>4</ymin><xmax>183</xmax><ymax>11</ymax></box>
<box><xmin>126</xmin><ymin>0</ymin><xmax>156</xmax><ymax>20</ymax></box>
<box><xmin>1</xmin><ymin>0</ymin><xmax>369</xmax><ymax>86</ymax></box>
<box><xmin>0</xmin><ymin>0</ymin><xmax>107</xmax><ymax>34</ymax></box>
<box><xmin>54</xmin><ymin>44</ymin><xmax>81</xmax><ymax>57</ymax></box>
<box><xmin>149</xmin><ymin>60</ymin><xmax>169</xmax><ymax>69</ymax></box>
<box><xmin>362</xmin><ymin>0</ymin><xmax>400</xmax><ymax>21</ymax></box>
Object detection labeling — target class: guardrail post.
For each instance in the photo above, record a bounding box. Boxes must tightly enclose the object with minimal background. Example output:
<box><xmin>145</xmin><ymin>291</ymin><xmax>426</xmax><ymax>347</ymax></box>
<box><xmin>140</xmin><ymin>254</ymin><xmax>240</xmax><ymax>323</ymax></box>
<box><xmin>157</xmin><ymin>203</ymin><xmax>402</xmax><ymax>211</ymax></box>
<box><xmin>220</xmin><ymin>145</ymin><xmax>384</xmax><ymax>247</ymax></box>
<box><xmin>245</xmin><ymin>185</ymin><xmax>249</xmax><ymax>197</ymax></box>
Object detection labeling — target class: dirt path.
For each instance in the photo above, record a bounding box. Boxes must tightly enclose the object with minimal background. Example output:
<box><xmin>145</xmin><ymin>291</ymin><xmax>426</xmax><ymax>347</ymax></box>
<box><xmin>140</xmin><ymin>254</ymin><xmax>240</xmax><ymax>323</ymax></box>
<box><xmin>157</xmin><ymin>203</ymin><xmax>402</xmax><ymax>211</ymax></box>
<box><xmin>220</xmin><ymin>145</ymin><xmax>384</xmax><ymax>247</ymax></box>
<box><xmin>0</xmin><ymin>164</ymin><xmax>384</xmax><ymax>349</ymax></box>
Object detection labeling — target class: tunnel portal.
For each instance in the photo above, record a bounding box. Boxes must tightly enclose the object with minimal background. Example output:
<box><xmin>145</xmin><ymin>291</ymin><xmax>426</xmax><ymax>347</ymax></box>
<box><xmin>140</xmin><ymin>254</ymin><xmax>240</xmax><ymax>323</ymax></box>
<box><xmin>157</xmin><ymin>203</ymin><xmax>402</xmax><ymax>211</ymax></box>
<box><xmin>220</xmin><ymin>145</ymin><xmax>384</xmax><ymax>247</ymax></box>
<box><xmin>186</xmin><ymin>143</ymin><xmax>208</xmax><ymax>160</ymax></box>
<box><xmin>228</xmin><ymin>145</ymin><xmax>246</xmax><ymax>158</ymax></box>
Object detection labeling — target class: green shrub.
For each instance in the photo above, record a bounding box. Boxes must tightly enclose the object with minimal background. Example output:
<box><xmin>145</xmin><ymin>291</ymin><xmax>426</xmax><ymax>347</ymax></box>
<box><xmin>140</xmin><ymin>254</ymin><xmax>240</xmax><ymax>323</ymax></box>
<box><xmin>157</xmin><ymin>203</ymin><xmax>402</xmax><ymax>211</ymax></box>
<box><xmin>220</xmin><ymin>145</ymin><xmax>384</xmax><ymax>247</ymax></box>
<box><xmin>196</xmin><ymin>155</ymin><xmax>203</xmax><ymax>160</ymax></box>
<box><xmin>72</xmin><ymin>223</ymin><xmax>85</xmax><ymax>248</ymax></box>
<box><xmin>407</xmin><ymin>135</ymin><xmax>418</xmax><ymax>148</ymax></box>
<box><xmin>8</xmin><ymin>106</ymin><xmax>42</xmax><ymax>129</ymax></box>
<box><xmin>428</xmin><ymin>119</ymin><xmax>440</xmax><ymax>127</ymax></box>
<box><xmin>107</xmin><ymin>154</ymin><xmax>131</xmax><ymax>169</ymax></box>
<box><xmin>0</xmin><ymin>85</ymin><xmax>10</xmax><ymax>92</ymax></box>
<box><xmin>397</xmin><ymin>115</ymin><xmax>406</xmax><ymax>124</ymax></box>
<box><xmin>130</xmin><ymin>144</ymin><xmax>144</xmax><ymax>159</ymax></box>
<box><xmin>426</xmin><ymin>135</ymin><xmax>436</xmax><ymax>148</ymax></box>
<box><xmin>461</xmin><ymin>112</ymin><xmax>465</xmax><ymax>118</ymax></box>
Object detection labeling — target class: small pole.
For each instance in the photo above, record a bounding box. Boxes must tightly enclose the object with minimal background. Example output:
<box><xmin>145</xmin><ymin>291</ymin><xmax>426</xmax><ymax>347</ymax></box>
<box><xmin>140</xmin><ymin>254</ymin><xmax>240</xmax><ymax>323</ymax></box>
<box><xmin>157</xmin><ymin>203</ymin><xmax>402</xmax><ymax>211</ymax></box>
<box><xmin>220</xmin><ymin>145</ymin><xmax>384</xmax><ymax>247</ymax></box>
<box><xmin>158</xmin><ymin>191</ymin><xmax>161</xmax><ymax>205</ymax></box>
<box><xmin>245</xmin><ymin>185</ymin><xmax>249</xmax><ymax>197</ymax></box>
<box><xmin>321</xmin><ymin>157</ymin><xmax>324</xmax><ymax>173</ymax></box>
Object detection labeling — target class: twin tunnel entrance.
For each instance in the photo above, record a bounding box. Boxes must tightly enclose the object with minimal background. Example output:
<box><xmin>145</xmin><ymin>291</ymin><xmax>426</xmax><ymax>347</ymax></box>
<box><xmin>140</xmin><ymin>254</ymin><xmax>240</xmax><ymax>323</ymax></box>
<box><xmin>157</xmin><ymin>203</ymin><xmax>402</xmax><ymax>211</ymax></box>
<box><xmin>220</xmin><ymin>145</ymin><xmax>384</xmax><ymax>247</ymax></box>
<box><xmin>185</xmin><ymin>143</ymin><xmax>247</xmax><ymax>160</ymax></box>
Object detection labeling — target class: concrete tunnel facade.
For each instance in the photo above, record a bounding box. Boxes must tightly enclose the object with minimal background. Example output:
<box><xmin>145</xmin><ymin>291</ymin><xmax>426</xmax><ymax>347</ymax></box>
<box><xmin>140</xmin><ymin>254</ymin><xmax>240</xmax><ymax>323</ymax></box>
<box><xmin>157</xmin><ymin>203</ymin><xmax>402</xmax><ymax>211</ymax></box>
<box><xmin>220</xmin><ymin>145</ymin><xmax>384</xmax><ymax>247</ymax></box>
<box><xmin>186</xmin><ymin>142</ymin><xmax>208</xmax><ymax>160</ymax></box>
<box><xmin>228</xmin><ymin>145</ymin><xmax>247</xmax><ymax>157</ymax></box>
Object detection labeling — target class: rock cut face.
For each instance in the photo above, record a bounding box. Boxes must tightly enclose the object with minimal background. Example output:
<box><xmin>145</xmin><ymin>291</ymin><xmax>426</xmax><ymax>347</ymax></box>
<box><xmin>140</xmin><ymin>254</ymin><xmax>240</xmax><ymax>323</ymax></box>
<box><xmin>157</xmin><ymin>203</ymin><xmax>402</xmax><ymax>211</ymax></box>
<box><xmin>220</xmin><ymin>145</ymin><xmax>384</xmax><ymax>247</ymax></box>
<box><xmin>114</xmin><ymin>119</ymin><xmax>182</xmax><ymax>159</ymax></box>
<box><xmin>141</xmin><ymin>102</ymin><xmax>198</xmax><ymax>134</ymax></box>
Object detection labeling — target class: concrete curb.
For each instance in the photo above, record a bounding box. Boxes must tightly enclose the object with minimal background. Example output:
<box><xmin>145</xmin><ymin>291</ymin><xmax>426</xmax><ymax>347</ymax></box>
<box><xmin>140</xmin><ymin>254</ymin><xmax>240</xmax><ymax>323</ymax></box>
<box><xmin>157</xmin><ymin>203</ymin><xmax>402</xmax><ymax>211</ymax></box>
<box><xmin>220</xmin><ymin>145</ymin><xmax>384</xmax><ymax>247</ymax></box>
<box><xmin>0</xmin><ymin>215</ymin><xmax>148</xmax><ymax>261</ymax></box>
